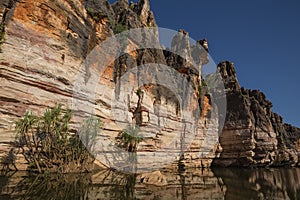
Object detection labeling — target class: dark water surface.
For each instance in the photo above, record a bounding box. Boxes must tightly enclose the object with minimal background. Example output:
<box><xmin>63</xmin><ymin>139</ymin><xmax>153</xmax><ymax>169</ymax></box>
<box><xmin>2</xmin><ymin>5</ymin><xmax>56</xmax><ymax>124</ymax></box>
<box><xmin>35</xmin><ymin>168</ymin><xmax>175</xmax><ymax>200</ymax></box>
<box><xmin>0</xmin><ymin>168</ymin><xmax>299</xmax><ymax>199</ymax></box>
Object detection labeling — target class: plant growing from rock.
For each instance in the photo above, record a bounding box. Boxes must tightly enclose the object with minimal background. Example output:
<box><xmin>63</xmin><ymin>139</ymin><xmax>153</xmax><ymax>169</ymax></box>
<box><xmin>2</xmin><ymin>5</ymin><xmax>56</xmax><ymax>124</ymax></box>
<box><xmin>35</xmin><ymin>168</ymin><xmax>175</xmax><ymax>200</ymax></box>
<box><xmin>15</xmin><ymin>104</ymin><xmax>101</xmax><ymax>173</ymax></box>
<box><xmin>86</xmin><ymin>8</ymin><xmax>107</xmax><ymax>23</ymax></box>
<box><xmin>109</xmin><ymin>19</ymin><xmax>128</xmax><ymax>35</ymax></box>
<box><xmin>114</xmin><ymin>23</ymin><xmax>128</xmax><ymax>34</ymax></box>
<box><xmin>117</xmin><ymin>126</ymin><xmax>142</xmax><ymax>152</ymax></box>
<box><xmin>108</xmin><ymin>20</ymin><xmax>129</xmax><ymax>50</ymax></box>
<box><xmin>116</xmin><ymin>125</ymin><xmax>142</xmax><ymax>172</ymax></box>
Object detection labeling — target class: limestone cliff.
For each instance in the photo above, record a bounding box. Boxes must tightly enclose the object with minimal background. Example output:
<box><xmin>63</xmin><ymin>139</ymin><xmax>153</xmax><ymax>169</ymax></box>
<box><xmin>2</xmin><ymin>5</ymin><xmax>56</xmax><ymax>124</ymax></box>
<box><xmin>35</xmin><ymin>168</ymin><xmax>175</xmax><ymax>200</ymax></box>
<box><xmin>213</xmin><ymin>61</ymin><xmax>299</xmax><ymax>167</ymax></box>
<box><xmin>0</xmin><ymin>0</ymin><xmax>299</xmax><ymax>171</ymax></box>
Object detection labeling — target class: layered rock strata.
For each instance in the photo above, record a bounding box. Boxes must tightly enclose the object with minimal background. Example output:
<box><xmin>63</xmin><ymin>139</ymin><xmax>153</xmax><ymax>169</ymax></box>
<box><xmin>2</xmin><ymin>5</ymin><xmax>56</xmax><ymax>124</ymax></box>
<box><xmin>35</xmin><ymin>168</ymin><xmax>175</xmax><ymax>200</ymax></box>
<box><xmin>0</xmin><ymin>0</ymin><xmax>299</xmax><ymax>171</ymax></box>
<box><xmin>0</xmin><ymin>0</ymin><xmax>214</xmax><ymax>171</ymax></box>
<box><xmin>213</xmin><ymin>61</ymin><xmax>299</xmax><ymax>167</ymax></box>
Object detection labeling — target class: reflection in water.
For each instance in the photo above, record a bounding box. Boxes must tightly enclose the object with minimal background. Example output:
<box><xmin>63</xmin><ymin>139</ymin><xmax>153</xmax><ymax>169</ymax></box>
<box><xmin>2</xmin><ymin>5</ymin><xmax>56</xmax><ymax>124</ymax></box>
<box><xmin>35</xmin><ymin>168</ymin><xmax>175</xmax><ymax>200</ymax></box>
<box><xmin>0</xmin><ymin>172</ymin><xmax>92</xmax><ymax>199</ymax></box>
<box><xmin>213</xmin><ymin>168</ymin><xmax>300</xmax><ymax>200</ymax></box>
<box><xmin>0</xmin><ymin>168</ymin><xmax>300</xmax><ymax>199</ymax></box>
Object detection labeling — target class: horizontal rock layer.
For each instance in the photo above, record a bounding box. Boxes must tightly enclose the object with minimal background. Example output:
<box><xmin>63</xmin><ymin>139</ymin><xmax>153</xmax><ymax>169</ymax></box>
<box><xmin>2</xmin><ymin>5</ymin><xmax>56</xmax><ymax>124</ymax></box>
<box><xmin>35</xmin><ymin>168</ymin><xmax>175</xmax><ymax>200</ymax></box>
<box><xmin>213</xmin><ymin>61</ymin><xmax>299</xmax><ymax>167</ymax></box>
<box><xmin>0</xmin><ymin>0</ymin><xmax>299</xmax><ymax>171</ymax></box>
<box><xmin>0</xmin><ymin>0</ymin><xmax>214</xmax><ymax>171</ymax></box>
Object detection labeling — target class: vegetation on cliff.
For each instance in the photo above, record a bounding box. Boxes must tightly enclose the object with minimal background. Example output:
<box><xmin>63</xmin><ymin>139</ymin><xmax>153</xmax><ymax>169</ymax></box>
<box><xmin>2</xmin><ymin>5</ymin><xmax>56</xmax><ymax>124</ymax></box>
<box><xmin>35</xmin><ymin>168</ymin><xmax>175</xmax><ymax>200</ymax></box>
<box><xmin>117</xmin><ymin>126</ymin><xmax>142</xmax><ymax>153</ymax></box>
<box><xmin>0</xmin><ymin>0</ymin><xmax>299</xmax><ymax>173</ymax></box>
<box><xmin>14</xmin><ymin>104</ymin><xmax>101</xmax><ymax>173</ymax></box>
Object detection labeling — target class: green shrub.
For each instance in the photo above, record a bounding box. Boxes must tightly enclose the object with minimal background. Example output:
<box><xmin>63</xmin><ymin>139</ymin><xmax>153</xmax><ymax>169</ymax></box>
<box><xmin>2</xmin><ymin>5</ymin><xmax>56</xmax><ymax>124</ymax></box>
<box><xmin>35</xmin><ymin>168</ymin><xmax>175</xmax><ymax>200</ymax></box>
<box><xmin>108</xmin><ymin>20</ymin><xmax>129</xmax><ymax>48</ymax></box>
<box><xmin>113</xmin><ymin>23</ymin><xmax>128</xmax><ymax>34</ymax></box>
<box><xmin>15</xmin><ymin>104</ymin><xmax>101</xmax><ymax>173</ymax></box>
<box><xmin>86</xmin><ymin>8</ymin><xmax>107</xmax><ymax>23</ymax></box>
<box><xmin>117</xmin><ymin>126</ymin><xmax>142</xmax><ymax>152</ymax></box>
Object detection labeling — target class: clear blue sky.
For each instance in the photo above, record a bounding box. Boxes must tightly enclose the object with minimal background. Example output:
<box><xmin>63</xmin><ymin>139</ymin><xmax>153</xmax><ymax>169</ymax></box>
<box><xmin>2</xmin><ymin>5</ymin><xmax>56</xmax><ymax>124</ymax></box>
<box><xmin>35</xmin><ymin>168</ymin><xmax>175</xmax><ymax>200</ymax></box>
<box><xmin>109</xmin><ymin>0</ymin><xmax>300</xmax><ymax>127</ymax></box>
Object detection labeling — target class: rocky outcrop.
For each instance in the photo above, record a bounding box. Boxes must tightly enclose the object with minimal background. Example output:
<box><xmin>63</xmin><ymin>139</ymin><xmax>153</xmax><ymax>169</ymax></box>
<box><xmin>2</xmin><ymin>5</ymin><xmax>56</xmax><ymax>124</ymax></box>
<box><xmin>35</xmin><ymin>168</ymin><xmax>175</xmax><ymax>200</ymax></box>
<box><xmin>284</xmin><ymin>124</ymin><xmax>300</xmax><ymax>151</ymax></box>
<box><xmin>83</xmin><ymin>0</ymin><xmax>115</xmax><ymax>21</ymax></box>
<box><xmin>0</xmin><ymin>0</ymin><xmax>299</xmax><ymax>171</ymax></box>
<box><xmin>111</xmin><ymin>0</ymin><xmax>156</xmax><ymax>30</ymax></box>
<box><xmin>0</xmin><ymin>0</ymin><xmax>214</xmax><ymax>171</ymax></box>
<box><xmin>166</xmin><ymin>30</ymin><xmax>208</xmax><ymax>82</ymax></box>
<box><xmin>213</xmin><ymin>61</ymin><xmax>299</xmax><ymax>167</ymax></box>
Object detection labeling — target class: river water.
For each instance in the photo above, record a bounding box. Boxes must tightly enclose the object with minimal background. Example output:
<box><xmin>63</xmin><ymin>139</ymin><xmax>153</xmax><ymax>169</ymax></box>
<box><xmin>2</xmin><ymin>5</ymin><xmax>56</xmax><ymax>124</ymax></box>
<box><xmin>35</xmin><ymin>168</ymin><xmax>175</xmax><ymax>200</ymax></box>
<box><xmin>0</xmin><ymin>168</ymin><xmax>299</xmax><ymax>199</ymax></box>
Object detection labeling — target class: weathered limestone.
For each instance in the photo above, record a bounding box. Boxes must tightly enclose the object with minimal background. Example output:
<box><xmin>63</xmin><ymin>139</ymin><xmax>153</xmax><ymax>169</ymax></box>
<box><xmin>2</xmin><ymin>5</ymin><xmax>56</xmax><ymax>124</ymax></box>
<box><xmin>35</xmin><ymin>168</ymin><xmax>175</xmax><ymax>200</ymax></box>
<box><xmin>0</xmin><ymin>0</ymin><xmax>216</xmax><ymax>171</ymax></box>
<box><xmin>0</xmin><ymin>0</ymin><xmax>299</xmax><ymax>171</ymax></box>
<box><xmin>213</xmin><ymin>61</ymin><xmax>299</xmax><ymax>167</ymax></box>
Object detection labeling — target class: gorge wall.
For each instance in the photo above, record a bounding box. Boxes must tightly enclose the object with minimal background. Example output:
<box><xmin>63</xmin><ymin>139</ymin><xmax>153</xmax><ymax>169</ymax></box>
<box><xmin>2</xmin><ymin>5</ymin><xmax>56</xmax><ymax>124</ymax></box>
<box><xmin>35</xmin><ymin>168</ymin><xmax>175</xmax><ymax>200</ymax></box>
<box><xmin>213</xmin><ymin>61</ymin><xmax>300</xmax><ymax>167</ymax></box>
<box><xmin>0</xmin><ymin>0</ymin><xmax>299</xmax><ymax>170</ymax></box>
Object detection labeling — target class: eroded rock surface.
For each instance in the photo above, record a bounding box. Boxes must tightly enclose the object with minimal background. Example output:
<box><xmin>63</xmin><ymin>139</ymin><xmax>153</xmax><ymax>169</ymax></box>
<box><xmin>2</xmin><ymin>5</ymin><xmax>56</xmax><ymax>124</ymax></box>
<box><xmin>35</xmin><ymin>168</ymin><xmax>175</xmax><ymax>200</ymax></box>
<box><xmin>0</xmin><ymin>0</ymin><xmax>213</xmax><ymax>171</ymax></box>
<box><xmin>0</xmin><ymin>0</ymin><xmax>299</xmax><ymax>171</ymax></box>
<box><xmin>213</xmin><ymin>61</ymin><xmax>299</xmax><ymax>167</ymax></box>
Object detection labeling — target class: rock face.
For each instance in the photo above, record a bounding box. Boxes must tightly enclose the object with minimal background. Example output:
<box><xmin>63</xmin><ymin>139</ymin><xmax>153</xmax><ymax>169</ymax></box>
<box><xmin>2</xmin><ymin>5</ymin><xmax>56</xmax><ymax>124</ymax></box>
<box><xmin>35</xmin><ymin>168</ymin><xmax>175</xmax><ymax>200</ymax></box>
<box><xmin>0</xmin><ymin>0</ymin><xmax>299</xmax><ymax>171</ymax></box>
<box><xmin>0</xmin><ymin>0</ymin><xmax>213</xmax><ymax>171</ymax></box>
<box><xmin>213</xmin><ymin>61</ymin><xmax>299</xmax><ymax>167</ymax></box>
